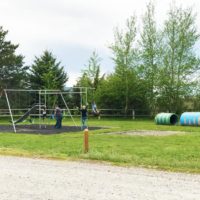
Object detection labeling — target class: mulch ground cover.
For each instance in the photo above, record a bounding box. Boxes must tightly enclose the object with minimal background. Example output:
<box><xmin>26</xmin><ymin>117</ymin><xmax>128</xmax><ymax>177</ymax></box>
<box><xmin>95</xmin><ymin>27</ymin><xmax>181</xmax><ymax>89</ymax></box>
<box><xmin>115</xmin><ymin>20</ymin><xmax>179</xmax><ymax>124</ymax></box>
<box><xmin>0</xmin><ymin>125</ymin><xmax>102</xmax><ymax>134</ymax></box>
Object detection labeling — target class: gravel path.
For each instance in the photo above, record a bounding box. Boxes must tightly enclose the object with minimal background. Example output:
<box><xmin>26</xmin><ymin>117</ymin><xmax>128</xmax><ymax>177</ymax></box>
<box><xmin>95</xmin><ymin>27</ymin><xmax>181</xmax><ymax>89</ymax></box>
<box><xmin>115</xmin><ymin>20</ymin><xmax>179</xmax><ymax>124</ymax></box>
<box><xmin>107</xmin><ymin>130</ymin><xmax>186</xmax><ymax>136</ymax></box>
<box><xmin>1</xmin><ymin>156</ymin><xmax>200</xmax><ymax>200</ymax></box>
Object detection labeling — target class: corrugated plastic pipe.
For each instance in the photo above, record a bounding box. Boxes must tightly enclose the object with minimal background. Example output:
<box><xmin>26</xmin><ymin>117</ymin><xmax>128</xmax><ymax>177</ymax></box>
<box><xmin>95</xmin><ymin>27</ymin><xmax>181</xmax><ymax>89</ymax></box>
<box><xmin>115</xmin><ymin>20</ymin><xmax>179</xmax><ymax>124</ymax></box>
<box><xmin>180</xmin><ymin>112</ymin><xmax>200</xmax><ymax>126</ymax></box>
<box><xmin>155</xmin><ymin>113</ymin><xmax>178</xmax><ymax>125</ymax></box>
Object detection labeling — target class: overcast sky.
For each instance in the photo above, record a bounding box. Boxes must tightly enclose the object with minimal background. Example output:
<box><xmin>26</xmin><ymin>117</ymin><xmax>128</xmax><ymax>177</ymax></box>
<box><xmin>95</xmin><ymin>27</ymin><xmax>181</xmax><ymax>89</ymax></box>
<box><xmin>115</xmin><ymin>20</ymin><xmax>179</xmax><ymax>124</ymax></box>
<box><xmin>1</xmin><ymin>0</ymin><xmax>200</xmax><ymax>86</ymax></box>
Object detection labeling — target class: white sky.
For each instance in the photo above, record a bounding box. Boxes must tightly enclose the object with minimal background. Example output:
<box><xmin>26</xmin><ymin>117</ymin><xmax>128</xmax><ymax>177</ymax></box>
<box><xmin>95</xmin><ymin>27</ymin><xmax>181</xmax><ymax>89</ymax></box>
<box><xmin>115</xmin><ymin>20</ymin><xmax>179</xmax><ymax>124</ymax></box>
<box><xmin>0</xmin><ymin>0</ymin><xmax>200</xmax><ymax>86</ymax></box>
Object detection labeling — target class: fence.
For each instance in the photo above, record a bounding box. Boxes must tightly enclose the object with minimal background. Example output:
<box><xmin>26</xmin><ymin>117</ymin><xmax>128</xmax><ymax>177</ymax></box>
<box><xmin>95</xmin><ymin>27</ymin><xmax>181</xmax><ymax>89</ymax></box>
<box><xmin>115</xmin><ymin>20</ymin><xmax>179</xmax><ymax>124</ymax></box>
<box><xmin>0</xmin><ymin>108</ymin><xmax>151</xmax><ymax>118</ymax></box>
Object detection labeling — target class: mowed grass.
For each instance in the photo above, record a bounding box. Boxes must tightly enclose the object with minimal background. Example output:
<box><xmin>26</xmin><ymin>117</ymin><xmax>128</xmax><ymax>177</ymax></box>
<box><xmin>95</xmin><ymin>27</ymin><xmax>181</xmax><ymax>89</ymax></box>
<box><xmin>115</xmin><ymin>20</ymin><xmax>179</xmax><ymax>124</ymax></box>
<box><xmin>1</xmin><ymin>117</ymin><xmax>200</xmax><ymax>173</ymax></box>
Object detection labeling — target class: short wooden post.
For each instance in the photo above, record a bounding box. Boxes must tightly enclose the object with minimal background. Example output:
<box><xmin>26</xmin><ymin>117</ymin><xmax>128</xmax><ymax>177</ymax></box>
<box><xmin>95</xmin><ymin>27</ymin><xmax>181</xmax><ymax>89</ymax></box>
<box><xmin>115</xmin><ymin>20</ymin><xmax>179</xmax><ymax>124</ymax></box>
<box><xmin>84</xmin><ymin>128</ymin><xmax>89</xmax><ymax>153</ymax></box>
<box><xmin>132</xmin><ymin>109</ymin><xmax>135</xmax><ymax>119</ymax></box>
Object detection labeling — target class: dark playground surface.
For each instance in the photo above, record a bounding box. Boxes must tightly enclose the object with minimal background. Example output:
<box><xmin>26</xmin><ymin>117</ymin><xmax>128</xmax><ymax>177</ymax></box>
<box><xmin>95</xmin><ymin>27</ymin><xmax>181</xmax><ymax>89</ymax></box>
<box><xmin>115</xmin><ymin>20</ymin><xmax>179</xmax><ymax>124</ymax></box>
<box><xmin>0</xmin><ymin>125</ymin><xmax>103</xmax><ymax>134</ymax></box>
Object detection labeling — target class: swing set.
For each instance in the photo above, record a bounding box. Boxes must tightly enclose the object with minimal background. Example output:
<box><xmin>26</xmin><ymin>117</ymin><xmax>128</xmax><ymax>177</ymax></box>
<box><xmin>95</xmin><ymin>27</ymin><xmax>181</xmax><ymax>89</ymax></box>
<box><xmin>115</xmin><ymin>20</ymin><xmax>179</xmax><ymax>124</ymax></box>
<box><xmin>3</xmin><ymin>87</ymin><xmax>89</xmax><ymax>133</ymax></box>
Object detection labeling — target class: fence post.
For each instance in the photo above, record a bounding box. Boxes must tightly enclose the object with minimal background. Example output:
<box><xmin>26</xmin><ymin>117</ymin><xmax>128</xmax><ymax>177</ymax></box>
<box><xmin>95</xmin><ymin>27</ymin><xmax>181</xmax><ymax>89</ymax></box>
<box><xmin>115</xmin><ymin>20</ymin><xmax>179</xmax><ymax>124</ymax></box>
<box><xmin>132</xmin><ymin>109</ymin><xmax>135</xmax><ymax>119</ymax></box>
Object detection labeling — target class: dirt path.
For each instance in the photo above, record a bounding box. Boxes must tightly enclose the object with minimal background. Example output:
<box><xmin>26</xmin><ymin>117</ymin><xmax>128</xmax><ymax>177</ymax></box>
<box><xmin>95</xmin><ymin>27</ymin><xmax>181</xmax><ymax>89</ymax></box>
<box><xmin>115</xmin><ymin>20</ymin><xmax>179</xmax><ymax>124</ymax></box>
<box><xmin>1</xmin><ymin>156</ymin><xmax>200</xmax><ymax>200</ymax></box>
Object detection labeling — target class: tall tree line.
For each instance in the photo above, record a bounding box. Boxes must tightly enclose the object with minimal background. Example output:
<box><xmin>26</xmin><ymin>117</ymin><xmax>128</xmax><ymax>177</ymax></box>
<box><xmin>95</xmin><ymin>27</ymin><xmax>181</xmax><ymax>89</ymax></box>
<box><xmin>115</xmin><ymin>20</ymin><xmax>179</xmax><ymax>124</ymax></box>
<box><xmin>0</xmin><ymin>27</ymin><xmax>68</xmax><ymax>109</ymax></box>
<box><xmin>0</xmin><ymin>1</ymin><xmax>200</xmax><ymax>116</ymax></box>
<box><xmin>83</xmin><ymin>2</ymin><xmax>200</xmax><ymax>115</ymax></box>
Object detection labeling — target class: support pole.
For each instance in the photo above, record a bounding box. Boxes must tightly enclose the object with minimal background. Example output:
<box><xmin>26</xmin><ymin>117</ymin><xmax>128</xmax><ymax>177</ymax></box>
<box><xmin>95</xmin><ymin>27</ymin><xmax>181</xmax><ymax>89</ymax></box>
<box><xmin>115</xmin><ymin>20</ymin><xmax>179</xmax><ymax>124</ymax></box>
<box><xmin>84</xmin><ymin>128</ymin><xmax>89</xmax><ymax>153</ymax></box>
<box><xmin>80</xmin><ymin>87</ymin><xmax>82</xmax><ymax>105</ymax></box>
<box><xmin>44</xmin><ymin>90</ymin><xmax>47</xmax><ymax>128</ymax></box>
<box><xmin>44</xmin><ymin>90</ymin><xmax>46</xmax><ymax>108</ymax></box>
<box><xmin>60</xmin><ymin>92</ymin><xmax>77</xmax><ymax>127</ymax></box>
<box><xmin>39</xmin><ymin>90</ymin><xmax>41</xmax><ymax>128</ymax></box>
<box><xmin>4</xmin><ymin>90</ymin><xmax>16</xmax><ymax>133</ymax></box>
<box><xmin>86</xmin><ymin>87</ymin><xmax>88</xmax><ymax>105</ymax></box>
<box><xmin>80</xmin><ymin>88</ymin><xmax>82</xmax><ymax>130</ymax></box>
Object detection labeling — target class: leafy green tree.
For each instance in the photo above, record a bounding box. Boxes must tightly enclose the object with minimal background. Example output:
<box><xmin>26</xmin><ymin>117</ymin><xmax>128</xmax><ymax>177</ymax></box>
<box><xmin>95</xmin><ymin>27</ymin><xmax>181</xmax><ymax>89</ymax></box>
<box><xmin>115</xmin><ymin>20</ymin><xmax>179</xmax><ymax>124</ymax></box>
<box><xmin>158</xmin><ymin>5</ymin><xmax>200</xmax><ymax>113</ymax></box>
<box><xmin>139</xmin><ymin>1</ymin><xmax>162</xmax><ymax>115</ymax></box>
<box><xmin>0</xmin><ymin>26</ymin><xmax>27</xmax><ymax>89</ymax></box>
<box><xmin>95</xmin><ymin>73</ymin><xmax>148</xmax><ymax>116</ymax></box>
<box><xmin>75</xmin><ymin>51</ymin><xmax>105</xmax><ymax>104</ymax></box>
<box><xmin>82</xmin><ymin>51</ymin><xmax>105</xmax><ymax>90</ymax></box>
<box><xmin>76</xmin><ymin>72</ymin><xmax>90</xmax><ymax>88</ymax></box>
<box><xmin>29</xmin><ymin>50</ymin><xmax>68</xmax><ymax>90</ymax></box>
<box><xmin>109</xmin><ymin>15</ymin><xmax>138</xmax><ymax>114</ymax></box>
<box><xmin>73</xmin><ymin>72</ymin><xmax>91</xmax><ymax>106</ymax></box>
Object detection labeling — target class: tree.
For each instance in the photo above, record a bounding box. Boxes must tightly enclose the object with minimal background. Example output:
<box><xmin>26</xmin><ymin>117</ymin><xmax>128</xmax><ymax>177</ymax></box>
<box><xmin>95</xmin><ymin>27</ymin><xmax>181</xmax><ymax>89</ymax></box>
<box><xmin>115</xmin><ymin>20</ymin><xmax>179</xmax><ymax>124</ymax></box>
<box><xmin>76</xmin><ymin>51</ymin><xmax>104</xmax><ymax>89</ymax></box>
<box><xmin>95</xmin><ymin>73</ymin><xmax>148</xmax><ymax>116</ymax></box>
<box><xmin>0</xmin><ymin>26</ymin><xmax>28</xmax><ymax>109</ymax></box>
<box><xmin>29</xmin><ymin>50</ymin><xmax>68</xmax><ymax>90</ymax></box>
<box><xmin>139</xmin><ymin>1</ymin><xmax>162</xmax><ymax>115</ymax></box>
<box><xmin>158</xmin><ymin>5</ymin><xmax>200</xmax><ymax>113</ymax></box>
<box><xmin>109</xmin><ymin>15</ymin><xmax>138</xmax><ymax>114</ymax></box>
<box><xmin>75</xmin><ymin>51</ymin><xmax>105</xmax><ymax>104</ymax></box>
<box><xmin>82</xmin><ymin>51</ymin><xmax>105</xmax><ymax>90</ymax></box>
<box><xmin>0</xmin><ymin>26</ymin><xmax>27</xmax><ymax>89</ymax></box>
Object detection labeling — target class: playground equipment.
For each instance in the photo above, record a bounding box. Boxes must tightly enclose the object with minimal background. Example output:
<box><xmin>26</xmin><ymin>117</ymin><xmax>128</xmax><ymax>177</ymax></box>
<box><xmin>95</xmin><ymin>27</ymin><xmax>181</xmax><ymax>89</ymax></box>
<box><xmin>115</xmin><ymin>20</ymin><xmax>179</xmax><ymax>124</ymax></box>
<box><xmin>155</xmin><ymin>113</ymin><xmax>178</xmax><ymax>125</ymax></box>
<box><xmin>14</xmin><ymin>104</ymin><xmax>45</xmax><ymax>124</ymax></box>
<box><xmin>4</xmin><ymin>88</ymin><xmax>89</xmax><ymax>133</ymax></box>
<box><xmin>91</xmin><ymin>101</ymin><xmax>100</xmax><ymax>118</ymax></box>
<box><xmin>180</xmin><ymin>112</ymin><xmax>200</xmax><ymax>126</ymax></box>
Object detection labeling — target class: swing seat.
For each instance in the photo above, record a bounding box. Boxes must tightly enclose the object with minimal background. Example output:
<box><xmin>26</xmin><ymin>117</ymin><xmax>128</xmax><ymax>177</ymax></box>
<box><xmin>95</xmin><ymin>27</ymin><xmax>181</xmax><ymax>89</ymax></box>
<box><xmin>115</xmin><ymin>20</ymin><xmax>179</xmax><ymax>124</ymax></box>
<box><xmin>92</xmin><ymin>110</ymin><xmax>100</xmax><ymax>116</ymax></box>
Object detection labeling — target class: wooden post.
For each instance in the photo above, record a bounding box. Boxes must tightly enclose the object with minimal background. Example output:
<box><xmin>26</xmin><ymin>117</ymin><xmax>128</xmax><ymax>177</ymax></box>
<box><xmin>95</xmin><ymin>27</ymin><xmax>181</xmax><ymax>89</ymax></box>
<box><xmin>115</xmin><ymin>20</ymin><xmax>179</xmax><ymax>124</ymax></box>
<box><xmin>84</xmin><ymin>128</ymin><xmax>89</xmax><ymax>153</ymax></box>
<box><xmin>132</xmin><ymin>109</ymin><xmax>135</xmax><ymax>119</ymax></box>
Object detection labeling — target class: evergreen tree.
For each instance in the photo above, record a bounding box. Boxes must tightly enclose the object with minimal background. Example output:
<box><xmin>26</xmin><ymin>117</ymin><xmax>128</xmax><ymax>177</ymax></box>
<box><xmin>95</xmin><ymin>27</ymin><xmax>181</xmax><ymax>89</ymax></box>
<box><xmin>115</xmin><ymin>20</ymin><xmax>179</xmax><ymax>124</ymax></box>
<box><xmin>29</xmin><ymin>50</ymin><xmax>68</xmax><ymax>90</ymax></box>
<box><xmin>0</xmin><ymin>26</ymin><xmax>27</xmax><ymax>89</ymax></box>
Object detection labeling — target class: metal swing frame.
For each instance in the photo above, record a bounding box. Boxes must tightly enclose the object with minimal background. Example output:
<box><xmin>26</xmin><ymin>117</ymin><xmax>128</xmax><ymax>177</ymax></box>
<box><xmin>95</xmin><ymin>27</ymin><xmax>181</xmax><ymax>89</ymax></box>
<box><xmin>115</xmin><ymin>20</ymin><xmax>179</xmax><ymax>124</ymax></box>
<box><xmin>4</xmin><ymin>87</ymin><xmax>88</xmax><ymax>133</ymax></box>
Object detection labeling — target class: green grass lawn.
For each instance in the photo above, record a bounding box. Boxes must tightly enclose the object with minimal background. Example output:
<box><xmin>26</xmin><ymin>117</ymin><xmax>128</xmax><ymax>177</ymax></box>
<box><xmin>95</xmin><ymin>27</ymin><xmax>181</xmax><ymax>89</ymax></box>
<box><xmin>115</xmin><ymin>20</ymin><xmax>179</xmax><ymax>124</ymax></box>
<box><xmin>1</xmin><ymin>117</ymin><xmax>200</xmax><ymax>173</ymax></box>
